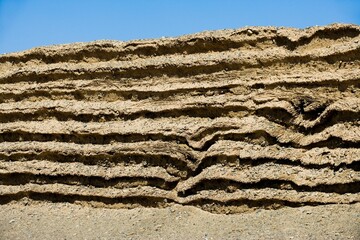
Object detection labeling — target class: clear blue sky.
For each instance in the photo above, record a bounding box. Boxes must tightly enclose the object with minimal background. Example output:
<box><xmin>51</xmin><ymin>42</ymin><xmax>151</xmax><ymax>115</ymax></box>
<box><xmin>1</xmin><ymin>0</ymin><xmax>359</xmax><ymax>53</ymax></box>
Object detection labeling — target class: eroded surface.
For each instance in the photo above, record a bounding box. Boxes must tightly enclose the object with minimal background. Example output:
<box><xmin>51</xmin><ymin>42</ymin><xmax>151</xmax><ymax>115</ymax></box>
<box><xmin>0</xmin><ymin>24</ymin><xmax>359</xmax><ymax>214</ymax></box>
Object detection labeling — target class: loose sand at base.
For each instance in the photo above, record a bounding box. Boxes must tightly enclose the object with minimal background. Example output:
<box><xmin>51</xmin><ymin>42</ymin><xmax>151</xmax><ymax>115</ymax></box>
<box><xmin>1</xmin><ymin>202</ymin><xmax>359</xmax><ymax>240</ymax></box>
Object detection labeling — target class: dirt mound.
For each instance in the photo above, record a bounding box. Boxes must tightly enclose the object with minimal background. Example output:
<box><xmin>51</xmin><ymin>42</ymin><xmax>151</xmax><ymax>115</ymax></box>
<box><xmin>0</xmin><ymin>24</ymin><xmax>359</xmax><ymax>214</ymax></box>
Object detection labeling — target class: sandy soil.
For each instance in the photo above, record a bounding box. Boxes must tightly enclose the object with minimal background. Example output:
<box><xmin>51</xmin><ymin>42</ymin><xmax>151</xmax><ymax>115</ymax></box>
<box><xmin>1</xmin><ymin>202</ymin><xmax>359</xmax><ymax>240</ymax></box>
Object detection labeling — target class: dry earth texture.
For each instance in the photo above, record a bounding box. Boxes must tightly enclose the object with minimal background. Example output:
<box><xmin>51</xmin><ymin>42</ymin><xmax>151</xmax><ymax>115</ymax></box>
<box><xmin>0</xmin><ymin>24</ymin><xmax>359</xmax><ymax>217</ymax></box>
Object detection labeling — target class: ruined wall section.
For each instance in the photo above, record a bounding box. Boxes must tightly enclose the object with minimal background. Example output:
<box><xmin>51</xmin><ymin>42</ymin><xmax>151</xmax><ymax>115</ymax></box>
<box><xmin>0</xmin><ymin>24</ymin><xmax>359</xmax><ymax>213</ymax></box>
